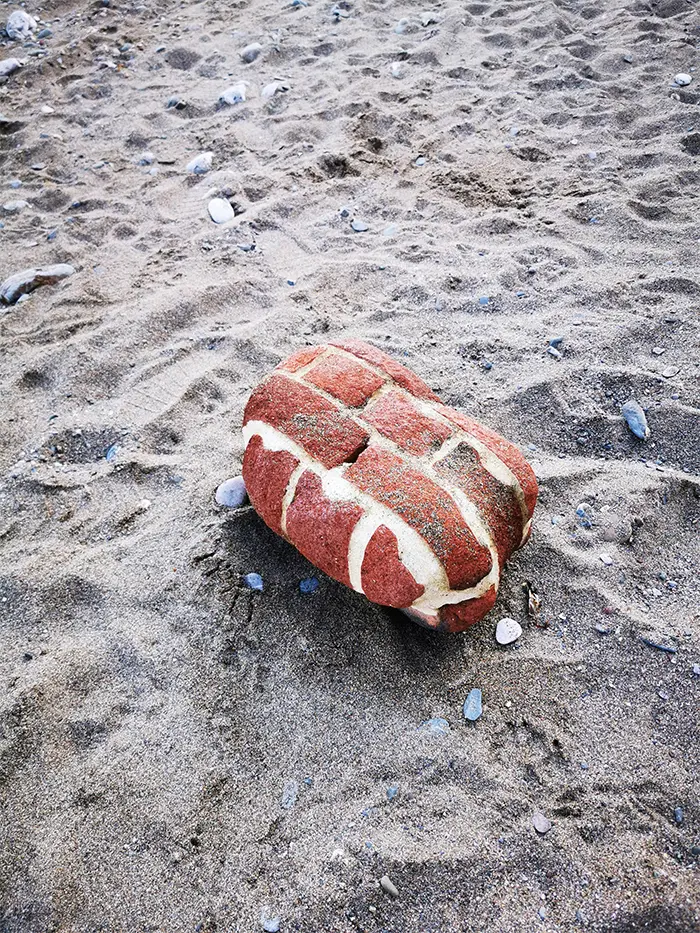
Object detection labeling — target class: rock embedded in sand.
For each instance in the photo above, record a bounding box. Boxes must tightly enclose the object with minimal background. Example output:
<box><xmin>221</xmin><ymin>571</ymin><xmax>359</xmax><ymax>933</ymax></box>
<box><xmin>419</xmin><ymin>717</ymin><xmax>450</xmax><ymax>735</ymax></box>
<box><xmin>496</xmin><ymin>617</ymin><xmax>522</xmax><ymax>645</ymax></box>
<box><xmin>532</xmin><ymin>811</ymin><xmax>552</xmax><ymax>835</ymax></box>
<box><xmin>219</xmin><ymin>83</ymin><xmax>247</xmax><ymax>106</ymax></box>
<box><xmin>240</xmin><ymin>42</ymin><xmax>262</xmax><ymax>63</ymax></box>
<box><xmin>244</xmin><ymin>572</ymin><xmax>264</xmax><ymax>591</ymax></box>
<box><xmin>621</xmin><ymin>400</ymin><xmax>649</xmax><ymax>440</ymax></box>
<box><xmin>208</xmin><ymin>197</ymin><xmax>235</xmax><ymax>224</ymax></box>
<box><xmin>351</xmin><ymin>219</ymin><xmax>369</xmax><ymax>232</ymax></box>
<box><xmin>186</xmin><ymin>152</ymin><xmax>213</xmax><ymax>174</ymax></box>
<box><xmin>463</xmin><ymin>689</ymin><xmax>482</xmax><ymax>721</ymax></box>
<box><xmin>261</xmin><ymin>918</ymin><xmax>280</xmax><ymax>933</ymax></box>
<box><xmin>241</xmin><ymin>341</ymin><xmax>538</xmax><ymax>633</ymax></box>
<box><xmin>673</xmin><ymin>73</ymin><xmax>692</xmax><ymax>86</ymax></box>
<box><xmin>0</xmin><ymin>58</ymin><xmax>22</xmax><ymax>77</ymax></box>
<box><xmin>1</xmin><ymin>263</ymin><xmax>75</xmax><ymax>305</ymax></box>
<box><xmin>6</xmin><ymin>9</ymin><xmax>37</xmax><ymax>40</ymax></box>
<box><xmin>380</xmin><ymin>876</ymin><xmax>399</xmax><ymax>898</ymax></box>
<box><xmin>215</xmin><ymin>476</ymin><xmax>247</xmax><ymax>507</ymax></box>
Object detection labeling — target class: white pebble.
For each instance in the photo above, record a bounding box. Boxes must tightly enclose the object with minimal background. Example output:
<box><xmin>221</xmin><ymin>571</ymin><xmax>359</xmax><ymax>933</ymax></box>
<box><xmin>6</xmin><ymin>10</ymin><xmax>37</xmax><ymax>40</ymax></box>
<box><xmin>208</xmin><ymin>198</ymin><xmax>235</xmax><ymax>224</ymax></box>
<box><xmin>599</xmin><ymin>553</ymin><xmax>614</xmax><ymax>566</ymax></box>
<box><xmin>262</xmin><ymin>81</ymin><xmax>289</xmax><ymax>99</ymax></box>
<box><xmin>215</xmin><ymin>476</ymin><xmax>247</xmax><ymax>507</ymax></box>
<box><xmin>0</xmin><ymin>58</ymin><xmax>22</xmax><ymax>77</ymax></box>
<box><xmin>673</xmin><ymin>73</ymin><xmax>692</xmax><ymax>86</ymax></box>
<box><xmin>390</xmin><ymin>61</ymin><xmax>402</xmax><ymax>78</ymax></box>
<box><xmin>495</xmin><ymin>617</ymin><xmax>522</xmax><ymax>645</ymax></box>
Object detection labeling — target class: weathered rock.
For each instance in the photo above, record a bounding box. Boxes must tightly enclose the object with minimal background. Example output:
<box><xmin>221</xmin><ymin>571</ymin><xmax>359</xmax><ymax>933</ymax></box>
<box><xmin>241</xmin><ymin>341</ymin><xmax>538</xmax><ymax>632</ymax></box>
<box><xmin>1</xmin><ymin>263</ymin><xmax>75</xmax><ymax>305</ymax></box>
<box><xmin>6</xmin><ymin>10</ymin><xmax>37</xmax><ymax>40</ymax></box>
<box><xmin>215</xmin><ymin>476</ymin><xmax>247</xmax><ymax>507</ymax></box>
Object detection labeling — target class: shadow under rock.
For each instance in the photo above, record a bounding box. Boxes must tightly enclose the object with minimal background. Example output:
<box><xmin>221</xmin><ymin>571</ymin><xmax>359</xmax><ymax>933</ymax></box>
<box><xmin>217</xmin><ymin>509</ymin><xmax>465</xmax><ymax>703</ymax></box>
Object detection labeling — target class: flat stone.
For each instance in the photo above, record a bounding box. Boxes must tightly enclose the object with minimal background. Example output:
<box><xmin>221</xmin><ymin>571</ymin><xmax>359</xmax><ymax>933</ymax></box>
<box><xmin>532</xmin><ymin>811</ymin><xmax>552</xmax><ymax>835</ymax></box>
<box><xmin>1</xmin><ymin>263</ymin><xmax>75</xmax><ymax>305</ymax></box>
<box><xmin>208</xmin><ymin>197</ymin><xmax>235</xmax><ymax>224</ymax></box>
<box><xmin>351</xmin><ymin>219</ymin><xmax>369</xmax><ymax>232</ymax></box>
<box><xmin>281</xmin><ymin>779</ymin><xmax>298</xmax><ymax>809</ymax></box>
<box><xmin>463</xmin><ymin>688</ymin><xmax>482</xmax><ymax>722</ymax></box>
<box><xmin>419</xmin><ymin>717</ymin><xmax>450</xmax><ymax>735</ymax></box>
<box><xmin>674</xmin><ymin>73</ymin><xmax>692</xmax><ymax>86</ymax></box>
<box><xmin>495</xmin><ymin>617</ymin><xmax>522</xmax><ymax>645</ymax></box>
<box><xmin>215</xmin><ymin>476</ymin><xmax>247</xmax><ymax>507</ymax></box>
<box><xmin>599</xmin><ymin>553</ymin><xmax>614</xmax><ymax>566</ymax></box>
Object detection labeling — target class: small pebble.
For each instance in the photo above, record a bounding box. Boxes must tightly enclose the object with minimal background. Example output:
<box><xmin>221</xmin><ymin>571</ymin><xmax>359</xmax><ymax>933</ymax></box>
<box><xmin>208</xmin><ymin>197</ymin><xmax>235</xmax><ymax>224</ymax></box>
<box><xmin>463</xmin><ymin>688</ymin><xmax>482</xmax><ymax>722</ymax></box>
<box><xmin>215</xmin><ymin>476</ymin><xmax>247</xmax><ymax>508</ymax></box>
<box><xmin>299</xmin><ymin>577</ymin><xmax>319</xmax><ymax>595</ymax></box>
<box><xmin>539</xmin><ymin>907</ymin><xmax>547</xmax><ymax>921</ymax></box>
<box><xmin>351</xmin><ymin>219</ymin><xmax>369</xmax><ymax>232</ymax></box>
<box><xmin>380</xmin><ymin>876</ymin><xmax>399</xmax><ymax>898</ymax></box>
<box><xmin>674</xmin><ymin>807</ymin><xmax>684</xmax><ymax>825</ymax></box>
<box><xmin>415</xmin><ymin>156</ymin><xmax>426</xmax><ymax>166</ymax></box>
<box><xmin>136</xmin><ymin>151</ymin><xmax>154</xmax><ymax>166</ymax></box>
<box><xmin>599</xmin><ymin>553</ymin><xmax>614</xmax><ymax>566</ymax></box>
<box><xmin>478</xmin><ymin>296</ymin><xmax>489</xmax><ymax>306</ymax></box>
<box><xmin>186</xmin><ymin>152</ymin><xmax>213</xmax><ymax>175</ymax></box>
<box><xmin>532</xmin><ymin>811</ymin><xmax>552</xmax><ymax>835</ymax></box>
<box><xmin>547</xmin><ymin>346</ymin><xmax>562</xmax><ymax>360</ymax></box>
<box><xmin>8</xmin><ymin>179</ymin><xmax>21</xmax><ymax>189</ymax></box>
<box><xmin>262</xmin><ymin>919</ymin><xmax>280</xmax><ymax>933</ymax></box>
<box><xmin>244</xmin><ymin>572</ymin><xmax>263</xmax><ymax>591</ymax></box>
<box><xmin>549</xmin><ymin>336</ymin><xmax>564</xmax><ymax>348</ymax></box>
<box><xmin>495</xmin><ymin>617</ymin><xmax>522</xmax><ymax>645</ymax></box>
<box><xmin>281</xmin><ymin>779</ymin><xmax>298</xmax><ymax>809</ymax></box>
<box><xmin>674</xmin><ymin>73</ymin><xmax>692</xmax><ymax>86</ymax></box>
<box><xmin>621</xmin><ymin>399</ymin><xmax>649</xmax><ymax>440</ymax></box>
<box><xmin>390</xmin><ymin>61</ymin><xmax>402</xmax><ymax>78</ymax></box>
<box><xmin>386</xmin><ymin>785</ymin><xmax>399</xmax><ymax>801</ymax></box>
<box><xmin>595</xmin><ymin>622</ymin><xmax>611</xmax><ymax>634</ymax></box>
<box><xmin>0</xmin><ymin>58</ymin><xmax>22</xmax><ymax>77</ymax></box>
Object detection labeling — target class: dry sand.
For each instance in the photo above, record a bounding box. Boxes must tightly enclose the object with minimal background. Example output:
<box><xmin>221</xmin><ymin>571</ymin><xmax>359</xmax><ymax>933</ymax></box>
<box><xmin>1</xmin><ymin>0</ymin><xmax>699</xmax><ymax>929</ymax></box>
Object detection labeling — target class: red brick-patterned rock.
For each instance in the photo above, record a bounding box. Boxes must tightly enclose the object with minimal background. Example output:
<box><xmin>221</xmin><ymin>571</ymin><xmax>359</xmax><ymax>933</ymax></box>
<box><xmin>345</xmin><ymin>445</ymin><xmax>492</xmax><ymax>590</ymax></box>
<box><xmin>331</xmin><ymin>340</ymin><xmax>441</xmax><ymax>403</ymax></box>
<box><xmin>364</xmin><ymin>390</ymin><xmax>452</xmax><ymax>456</ymax></box>
<box><xmin>242</xmin><ymin>341</ymin><xmax>538</xmax><ymax>633</ymax></box>
<box><xmin>360</xmin><ymin>524</ymin><xmax>425</xmax><ymax>608</ymax></box>
<box><xmin>241</xmin><ymin>435</ymin><xmax>298</xmax><ymax>537</ymax></box>
<box><xmin>437</xmin><ymin>405</ymin><xmax>538</xmax><ymax>517</ymax></box>
<box><xmin>244</xmin><ymin>374</ymin><xmax>369</xmax><ymax>469</ymax></box>
<box><xmin>285</xmin><ymin>471</ymin><xmax>363</xmax><ymax>588</ymax></box>
<box><xmin>434</xmin><ymin>442</ymin><xmax>523</xmax><ymax>567</ymax></box>
<box><xmin>305</xmin><ymin>353</ymin><xmax>385</xmax><ymax>408</ymax></box>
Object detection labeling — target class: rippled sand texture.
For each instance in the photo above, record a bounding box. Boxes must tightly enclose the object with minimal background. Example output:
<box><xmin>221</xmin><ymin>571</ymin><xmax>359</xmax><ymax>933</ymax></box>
<box><xmin>1</xmin><ymin>0</ymin><xmax>698</xmax><ymax>930</ymax></box>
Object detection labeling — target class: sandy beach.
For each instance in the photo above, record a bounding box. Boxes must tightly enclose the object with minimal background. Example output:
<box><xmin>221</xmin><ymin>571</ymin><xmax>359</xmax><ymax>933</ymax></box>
<box><xmin>1</xmin><ymin>0</ymin><xmax>699</xmax><ymax>929</ymax></box>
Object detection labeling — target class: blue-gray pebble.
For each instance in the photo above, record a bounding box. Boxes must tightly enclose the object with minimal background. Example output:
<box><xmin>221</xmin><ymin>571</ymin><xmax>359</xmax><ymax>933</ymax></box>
<box><xmin>463</xmin><ymin>688</ymin><xmax>482</xmax><ymax>721</ymax></box>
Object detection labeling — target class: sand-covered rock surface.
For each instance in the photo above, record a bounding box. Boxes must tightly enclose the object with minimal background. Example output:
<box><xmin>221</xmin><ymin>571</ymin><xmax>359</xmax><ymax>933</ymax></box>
<box><xmin>1</xmin><ymin>0</ymin><xmax>699</xmax><ymax>929</ymax></box>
